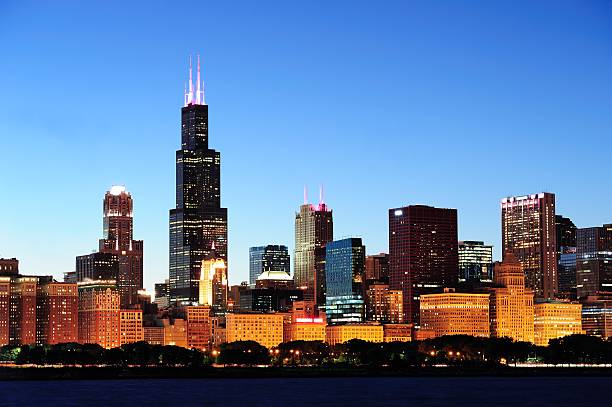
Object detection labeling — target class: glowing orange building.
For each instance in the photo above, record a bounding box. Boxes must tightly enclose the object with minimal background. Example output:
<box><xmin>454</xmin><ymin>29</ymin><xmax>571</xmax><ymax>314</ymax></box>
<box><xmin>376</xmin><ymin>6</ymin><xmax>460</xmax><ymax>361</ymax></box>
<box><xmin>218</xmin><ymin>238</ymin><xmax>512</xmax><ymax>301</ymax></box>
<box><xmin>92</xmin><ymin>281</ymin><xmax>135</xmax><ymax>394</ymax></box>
<box><xmin>162</xmin><ymin>318</ymin><xmax>188</xmax><ymax>347</ymax></box>
<box><xmin>534</xmin><ymin>301</ymin><xmax>583</xmax><ymax>346</ymax></box>
<box><xmin>490</xmin><ymin>254</ymin><xmax>535</xmax><ymax>343</ymax></box>
<box><xmin>119</xmin><ymin>309</ymin><xmax>143</xmax><ymax>345</ymax></box>
<box><xmin>36</xmin><ymin>281</ymin><xmax>78</xmax><ymax>345</ymax></box>
<box><xmin>226</xmin><ymin>313</ymin><xmax>285</xmax><ymax>348</ymax></box>
<box><xmin>325</xmin><ymin>323</ymin><xmax>384</xmax><ymax>345</ymax></box>
<box><xmin>78</xmin><ymin>281</ymin><xmax>121</xmax><ymax>349</ymax></box>
<box><xmin>383</xmin><ymin>324</ymin><xmax>412</xmax><ymax>342</ymax></box>
<box><xmin>420</xmin><ymin>290</ymin><xmax>490</xmax><ymax>338</ymax></box>
<box><xmin>186</xmin><ymin>306</ymin><xmax>212</xmax><ymax>350</ymax></box>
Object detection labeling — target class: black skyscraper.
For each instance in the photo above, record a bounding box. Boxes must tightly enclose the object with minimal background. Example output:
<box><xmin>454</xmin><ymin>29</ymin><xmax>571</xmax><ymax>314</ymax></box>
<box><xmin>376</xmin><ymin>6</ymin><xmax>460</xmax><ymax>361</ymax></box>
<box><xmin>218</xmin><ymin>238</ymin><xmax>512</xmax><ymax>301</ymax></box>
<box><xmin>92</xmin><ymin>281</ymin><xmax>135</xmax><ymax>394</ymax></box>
<box><xmin>169</xmin><ymin>57</ymin><xmax>228</xmax><ymax>306</ymax></box>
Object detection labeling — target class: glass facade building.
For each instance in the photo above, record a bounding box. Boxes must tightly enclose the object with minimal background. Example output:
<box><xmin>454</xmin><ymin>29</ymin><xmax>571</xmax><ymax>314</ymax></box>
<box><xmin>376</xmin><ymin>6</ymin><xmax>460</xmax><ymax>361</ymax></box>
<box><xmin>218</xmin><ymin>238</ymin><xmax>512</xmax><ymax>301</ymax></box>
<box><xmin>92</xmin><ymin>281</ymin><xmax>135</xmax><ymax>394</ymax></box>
<box><xmin>576</xmin><ymin>224</ymin><xmax>612</xmax><ymax>299</ymax></box>
<box><xmin>325</xmin><ymin>238</ymin><xmax>365</xmax><ymax>325</ymax></box>
<box><xmin>249</xmin><ymin>245</ymin><xmax>290</xmax><ymax>287</ymax></box>
<box><xmin>458</xmin><ymin>241</ymin><xmax>493</xmax><ymax>281</ymax></box>
<box><xmin>169</xmin><ymin>63</ymin><xmax>228</xmax><ymax>306</ymax></box>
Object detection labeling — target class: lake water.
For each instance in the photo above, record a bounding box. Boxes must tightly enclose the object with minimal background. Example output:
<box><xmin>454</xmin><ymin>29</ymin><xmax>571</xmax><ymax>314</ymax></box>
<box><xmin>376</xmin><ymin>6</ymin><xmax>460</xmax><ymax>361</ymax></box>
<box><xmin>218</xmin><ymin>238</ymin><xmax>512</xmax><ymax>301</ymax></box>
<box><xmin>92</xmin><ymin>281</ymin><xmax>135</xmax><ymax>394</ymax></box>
<box><xmin>0</xmin><ymin>377</ymin><xmax>607</xmax><ymax>406</ymax></box>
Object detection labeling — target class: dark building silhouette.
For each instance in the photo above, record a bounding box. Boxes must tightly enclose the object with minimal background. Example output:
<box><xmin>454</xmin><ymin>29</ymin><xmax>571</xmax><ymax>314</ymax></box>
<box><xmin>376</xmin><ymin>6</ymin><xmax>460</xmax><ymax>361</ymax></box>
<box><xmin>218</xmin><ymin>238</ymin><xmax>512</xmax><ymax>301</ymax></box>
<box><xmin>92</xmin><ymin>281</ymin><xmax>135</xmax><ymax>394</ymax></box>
<box><xmin>555</xmin><ymin>215</ymin><xmax>577</xmax><ymax>298</ymax></box>
<box><xmin>249</xmin><ymin>245</ymin><xmax>290</xmax><ymax>286</ymax></box>
<box><xmin>0</xmin><ymin>258</ymin><xmax>19</xmax><ymax>275</ymax></box>
<box><xmin>389</xmin><ymin>205</ymin><xmax>458</xmax><ymax>325</ymax></box>
<box><xmin>365</xmin><ymin>253</ymin><xmax>389</xmax><ymax>283</ymax></box>
<box><xmin>576</xmin><ymin>224</ymin><xmax>612</xmax><ymax>298</ymax></box>
<box><xmin>501</xmin><ymin>193</ymin><xmax>557</xmax><ymax>299</ymax></box>
<box><xmin>170</xmin><ymin>56</ymin><xmax>228</xmax><ymax>306</ymax></box>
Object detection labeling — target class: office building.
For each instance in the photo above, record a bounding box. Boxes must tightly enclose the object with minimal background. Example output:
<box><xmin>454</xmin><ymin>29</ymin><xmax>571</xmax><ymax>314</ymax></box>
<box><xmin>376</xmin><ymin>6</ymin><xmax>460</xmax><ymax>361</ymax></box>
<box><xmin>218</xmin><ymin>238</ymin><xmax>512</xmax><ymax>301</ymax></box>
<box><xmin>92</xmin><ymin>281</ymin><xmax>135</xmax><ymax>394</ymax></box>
<box><xmin>78</xmin><ymin>281</ymin><xmax>121</xmax><ymax>349</ymax></box>
<box><xmin>325</xmin><ymin>323</ymin><xmax>384</xmax><ymax>345</ymax></box>
<box><xmin>501</xmin><ymin>193</ymin><xmax>557</xmax><ymax>299</ymax></box>
<box><xmin>533</xmin><ymin>301</ymin><xmax>583</xmax><ymax>346</ymax></box>
<box><xmin>186</xmin><ymin>306</ymin><xmax>212</xmax><ymax>350</ymax></box>
<box><xmin>239</xmin><ymin>287</ymin><xmax>303</xmax><ymax>313</ymax></box>
<box><xmin>365</xmin><ymin>253</ymin><xmax>389</xmax><ymax>282</ymax></box>
<box><xmin>581</xmin><ymin>294</ymin><xmax>612</xmax><ymax>339</ymax></box>
<box><xmin>294</xmin><ymin>192</ymin><xmax>333</xmax><ymax>306</ymax></box>
<box><xmin>325</xmin><ymin>238</ymin><xmax>366</xmax><ymax>325</ymax></box>
<box><xmin>576</xmin><ymin>224</ymin><xmax>612</xmax><ymax>298</ymax></box>
<box><xmin>420</xmin><ymin>290</ymin><xmax>490</xmax><ymax>338</ymax></box>
<box><xmin>119</xmin><ymin>309</ymin><xmax>144</xmax><ymax>345</ymax></box>
<box><xmin>0</xmin><ymin>275</ymin><xmax>37</xmax><ymax>346</ymax></box>
<box><xmin>198</xmin><ymin>246</ymin><xmax>228</xmax><ymax>310</ymax></box>
<box><xmin>383</xmin><ymin>324</ymin><xmax>412</xmax><ymax>342</ymax></box>
<box><xmin>225</xmin><ymin>313</ymin><xmax>285</xmax><ymax>348</ymax></box>
<box><xmin>284</xmin><ymin>316</ymin><xmax>326</xmax><ymax>342</ymax></box>
<box><xmin>154</xmin><ymin>279</ymin><xmax>170</xmax><ymax>309</ymax></box>
<box><xmin>36</xmin><ymin>281</ymin><xmax>78</xmax><ymax>345</ymax></box>
<box><xmin>458</xmin><ymin>241</ymin><xmax>493</xmax><ymax>281</ymax></box>
<box><xmin>389</xmin><ymin>205</ymin><xmax>459</xmax><ymax>324</ymax></box>
<box><xmin>489</xmin><ymin>254</ymin><xmax>535</xmax><ymax>342</ymax></box>
<box><xmin>556</xmin><ymin>215</ymin><xmax>577</xmax><ymax>298</ymax></box>
<box><xmin>170</xmin><ymin>57</ymin><xmax>228</xmax><ymax>306</ymax></box>
<box><xmin>249</xmin><ymin>245</ymin><xmax>290</xmax><ymax>287</ymax></box>
<box><xmin>0</xmin><ymin>258</ymin><xmax>18</xmax><ymax>275</ymax></box>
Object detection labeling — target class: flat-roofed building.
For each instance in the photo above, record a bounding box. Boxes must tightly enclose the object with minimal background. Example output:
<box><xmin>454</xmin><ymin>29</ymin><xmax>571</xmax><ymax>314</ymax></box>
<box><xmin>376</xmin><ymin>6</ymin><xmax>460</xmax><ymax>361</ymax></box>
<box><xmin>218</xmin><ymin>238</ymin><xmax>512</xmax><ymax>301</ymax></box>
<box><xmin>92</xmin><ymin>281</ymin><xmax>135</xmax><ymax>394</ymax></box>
<box><xmin>420</xmin><ymin>291</ymin><xmax>490</xmax><ymax>338</ymax></box>
<box><xmin>581</xmin><ymin>295</ymin><xmax>612</xmax><ymax>339</ymax></box>
<box><xmin>36</xmin><ymin>281</ymin><xmax>78</xmax><ymax>345</ymax></box>
<box><xmin>186</xmin><ymin>306</ymin><xmax>212</xmax><ymax>350</ymax></box>
<box><xmin>534</xmin><ymin>301</ymin><xmax>583</xmax><ymax>346</ymax></box>
<box><xmin>285</xmin><ymin>317</ymin><xmax>326</xmax><ymax>342</ymax></box>
<box><xmin>143</xmin><ymin>325</ymin><xmax>164</xmax><ymax>345</ymax></box>
<box><xmin>383</xmin><ymin>324</ymin><xmax>412</xmax><ymax>342</ymax></box>
<box><xmin>162</xmin><ymin>318</ymin><xmax>187</xmax><ymax>347</ymax></box>
<box><xmin>225</xmin><ymin>313</ymin><xmax>285</xmax><ymax>348</ymax></box>
<box><xmin>78</xmin><ymin>281</ymin><xmax>121</xmax><ymax>349</ymax></box>
<box><xmin>325</xmin><ymin>323</ymin><xmax>384</xmax><ymax>345</ymax></box>
<box><xmin>119</xmin><ymin>309</ymin><xmax>143</xmax><ymax>345</ymax></box>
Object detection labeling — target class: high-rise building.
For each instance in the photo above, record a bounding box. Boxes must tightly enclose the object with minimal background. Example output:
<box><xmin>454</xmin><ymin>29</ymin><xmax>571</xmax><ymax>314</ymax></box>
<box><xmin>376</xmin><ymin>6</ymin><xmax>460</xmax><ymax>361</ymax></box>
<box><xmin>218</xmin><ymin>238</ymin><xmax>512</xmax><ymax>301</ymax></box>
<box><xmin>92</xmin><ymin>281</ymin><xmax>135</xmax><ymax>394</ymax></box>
<box><xmin>556</xmin><ymin>215</ymin><xmax>577</xmax><ymax>298</ymax></box>
<box><xmin>0</xmin><ymin>258</ymin><xmax>19</xmax><ymax>275</ymax></box>
<box><xmin>533</xmin><ymin>301</ymin><xmax>583</xmax><ymax>346</ymax></box>
<box><xmin>365</xmin><ymin>253</ymin><xmax>389</xmax><ymax>282</ymax></box>
<box><xmin>154</xmin><ymin>279</ymin><xmax>170</xmax><ymax>309</ymax></box>
<box><xmin>458</xmin><ymin>241</ymin><xmax>493</xmax><ymax>281</ymax></box>
<box><xmin>576</xmin><ymin>224</ymin><xmax>612</xmax><ymax>298</ymax></box>
<box><xmin>170</xmin><ymin>57</ymin><xmax>228</xmax><ymax>306</ymax></box>
<box><xmin>76</xmin><ymin>252</ymin><xmax>119</xmax><ymax>282</ymax></box>
<box><xmin>489</xmin><ymin>254</ymin><xmax>535</xmax><ymax>343</ymax></box>
<box><xmin>98</xmin><ymin>186</ymin><xmax>144</xmax><ymax>307</ymax></box>
<box><xmin>249</xmin><ymin>245</ymin><xmax>290</xmax><ymax>287</ymax></box>
<box><xmin>78</xmin><ymin>281</ymin><xmax>121</xmax><ymax>349</ymax></box>
<box><xmin>36</xmin><ymin>281</ymin><xmax>78</xmax><ymax>345</ymax></box>
<box><xmin>420</xmin><ymin>290</ymin><xmax>490</xmax><ymax>338</ymax></box>
<box><xmin>186</xmin><ymin>306</ymin><xmax>212</xmax><ymax>350</ymax></box>
<box><xmin>294</xmin><ymin>192</ymin><xmax>333</xmax><ymax>306</ymax></box>
<box><xmin>198</xmin><ymin>246</ymin><xmax>228</xmax><ymax>310</ymax></box>
<box><xmin>325</xmin><ymin>238</ymin><xmax>366</xmax><ymax>325</ymax></box>
<box><xmin>501</xmin><ymin>193</ymin><xmax>557</xmax><ymax>299</ymax></box>
<box><xmin>389</xmin><ymin>205</ymin><xmax>459</xmax><ymax>325</ymax></box>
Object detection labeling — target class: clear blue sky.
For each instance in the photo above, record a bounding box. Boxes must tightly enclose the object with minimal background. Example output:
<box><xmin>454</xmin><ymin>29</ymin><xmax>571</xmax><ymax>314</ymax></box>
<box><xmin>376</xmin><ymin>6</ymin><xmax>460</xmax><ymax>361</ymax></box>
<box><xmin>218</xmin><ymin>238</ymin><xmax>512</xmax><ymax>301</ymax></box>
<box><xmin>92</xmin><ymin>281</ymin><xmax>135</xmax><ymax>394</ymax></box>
<box><xmin>1</xmin><ymin>1</ymin><xmax>611</xmax><ymax>293</ymax></box>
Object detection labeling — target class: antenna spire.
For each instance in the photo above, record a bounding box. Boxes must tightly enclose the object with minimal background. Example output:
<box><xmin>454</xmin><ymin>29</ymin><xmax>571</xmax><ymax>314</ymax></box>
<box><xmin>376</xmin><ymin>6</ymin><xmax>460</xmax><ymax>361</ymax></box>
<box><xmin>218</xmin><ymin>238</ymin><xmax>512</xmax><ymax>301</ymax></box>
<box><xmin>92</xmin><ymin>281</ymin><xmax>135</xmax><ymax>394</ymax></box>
<box><xmin>196</xmin><ymin>54</ymin><xmax>201</xmax><ymax>104</ymax></box>
<box><xmin>188</xmin><ymin>55</ymin><xmax>194</xmax><ymax>105</ymax></box>
<box><xmin>303</xmin><ymin>185</ymin><xmax>308</xmax><ymax>205</ymax></box>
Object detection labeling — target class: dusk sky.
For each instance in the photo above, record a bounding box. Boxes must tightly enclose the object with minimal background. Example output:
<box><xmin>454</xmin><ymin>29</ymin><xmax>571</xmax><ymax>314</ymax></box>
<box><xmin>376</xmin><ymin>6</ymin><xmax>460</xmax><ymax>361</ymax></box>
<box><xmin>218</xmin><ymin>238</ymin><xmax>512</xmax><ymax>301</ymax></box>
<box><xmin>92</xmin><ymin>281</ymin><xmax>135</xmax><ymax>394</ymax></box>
<box><xmin>1</xmin><ymin>1</ymin><xmax>611</xmax><ymax>294</ymax></box>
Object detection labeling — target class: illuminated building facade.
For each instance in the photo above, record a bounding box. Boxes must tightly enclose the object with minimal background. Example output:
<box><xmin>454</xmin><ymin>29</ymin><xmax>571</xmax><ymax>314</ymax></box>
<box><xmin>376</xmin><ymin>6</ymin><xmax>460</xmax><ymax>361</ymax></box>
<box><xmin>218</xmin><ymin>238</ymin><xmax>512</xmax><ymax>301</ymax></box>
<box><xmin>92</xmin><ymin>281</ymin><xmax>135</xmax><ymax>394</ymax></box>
<box><xmin>2</xmin><ymin>276</ymin><xmax>38</xmax><ymax>346</ymax></box>
<box><xmin>119</xmin><ymin>309</ymin><xmax>144</xmax><ymax>345</ymax></box>
<box><xmin>143</xmin><ymin>325</ymin><xmax>164</xmax><ymax>345</ymax></box>
<box><xmin>0</xmin><ymin>258</ymin><xmax>19</xmax><ymax>275</ymax></box>
<box><xmin>76</xmin><ymin>252</ymin><xmax>119</xmax><ymax>282</ymax></box>
<box><xmin>78</xmin><ymin>281</ymin><xmax>121</xmax><ymax>349</ymax></box>
<box><xmin>294</xmin><ymin>193</ymin><xmax>333</xmax><ymax>306</ymax></box>
<box><xmin>489</xmin><ymin>254</ymin><xmax>535</xmax><ymax>342</ymax></box>
<box><xmin>225</xmin><ymin>313</ymin><xmax>285</xmax><ymax>348</ymax></box>
<box><xmin>285</xmin><ymin>317</ymin><xmax>326</xmax><ymax>342</ymax></box>
<box><xmin>186</xmin><ymin>306</ymin><xmax>212</xmax><ymax>350</ymax></box>
<box><xmin>581</xmin><ymin>295</ymin><xmax>612</xmax><ymax>339</ymax></box>
<box><xmin>198</xmin><ymin>248</ymin><xmax>228</xmax><ymax>310</ymax></box>
<box><xmin>98</xmin><ymin>186</ymin><xmax>144</xmax><ymax>307</ymax></box>
<box><xmin>249</xmin><ymin>245</ymin><xmax>290</xmax><ymax>287</ymax></box>
<box><xmin>533</xmin><ymin>301</ymin><xmax>583</xmax><ymax>346</ymax></box>
<box><xmin>36</xmin><ymin>281</ymin><xmax>78</xmax><ymax>345</ymax></box>
<box><xmin>576</xmin><ymin>224</ymin><xmax>612</xmax><ymax>298</ymax></box>
<box><xmin>170</xmin><ymin>57</ymin><xmax>228</xmax><ymax>306</ymax></box>
<box><xmin>365</xmin><ymin>284</ymin><xmax>403</xmax><ymax>323</ymax></box>
<box><xmin>389</xmin><ymin>205</ymin><xmax>459</xmax><ymax>324</ymax></box>
<box><xmin>501</xmin><ymin>193</ymin><xmax>557</xmax><ymax>299</ymax></box>
<box><xmin>383</xmin><ymin>324</ymin><xmax>412</xmax><ymax>342</ymax></box>
<box><xmin>239</xmin><ymin>287</ymin><xmax>302</xmax><ymax>313</ymax></box>
<box><xmin>325</xmin><ymin>323</ymin><xmax>384</xmax><ymax>345</ymax></box>
<box><xmin>458</xmin><ymin>241</ymin><xmax>493</xmax><ymax>281</ymax></box>
<box><xmin>162</xmin><ymin>318</ymin><xmax>187</xmax><ymax>347</ymax></box>
<box><xmin>325</xmin><ymin>238</ymin><xmax>366</xmax><ymax>325</ymax></box>
<box><xmin>154</xmin><ymin>279</ymin><xmax>170</xmax><ymax>309</ymax></box>
<box><xmin>556</xmin><ymin>215</ymin><xmax>577</xmax><ymax>297</ymax></box>
<box><xmin>420</xmin><ymin>291</ymin><xmax>490</xmax><ymax>338</ymax></box>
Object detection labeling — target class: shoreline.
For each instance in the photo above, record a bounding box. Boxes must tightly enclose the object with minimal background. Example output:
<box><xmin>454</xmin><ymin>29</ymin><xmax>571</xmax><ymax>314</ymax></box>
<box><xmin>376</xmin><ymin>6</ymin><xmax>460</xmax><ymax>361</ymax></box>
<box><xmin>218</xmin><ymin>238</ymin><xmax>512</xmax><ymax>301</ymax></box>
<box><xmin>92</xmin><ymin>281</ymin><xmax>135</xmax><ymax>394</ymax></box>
<box><xmin>1</xmin><ymin>366</ymin><xmax>611</xmax><ymax>380</ymax></box>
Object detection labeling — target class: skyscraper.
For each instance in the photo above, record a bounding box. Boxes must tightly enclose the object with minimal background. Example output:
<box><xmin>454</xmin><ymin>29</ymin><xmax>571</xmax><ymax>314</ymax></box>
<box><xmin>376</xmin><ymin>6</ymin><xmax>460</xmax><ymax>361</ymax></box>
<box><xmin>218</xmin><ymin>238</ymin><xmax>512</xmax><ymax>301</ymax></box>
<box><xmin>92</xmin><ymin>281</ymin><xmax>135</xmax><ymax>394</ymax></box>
<box><xmin>294</xmin><ymin>189</ymin><xmax>333</xmax><ymax>306</ymax></box>
<box><xmin>576</xmin><ymin>224</ymin><xmax>612</xmax><ymax>298</ymax></box>
<box><xmin>98</xmin><ymin>186</ymin><xmax>144</xmax><ymax>307</ymax></box>
<box><xmin>556</xmin><ymin>215</ymin><xmax>577</xmax><ymax>297</ymax></box>
<box><xmin>198</xmin><ymin>245</ymin><xmax>228</xmax><ymax>310</ymax></box>
<box><xmin>458</xmin><ymin>241</ymin><xmax>493</xmax><ymax>281</ymax></box>
<box><xmin>170</xmin><ymin>56</ymin><xmax>228</xmax><ymax>306</ymax></box>
<box><xmin>389</xmin><ymin>205</ymin><xmax>459</xmax><ymax>325</ymax></box>
<box><xmin>501</xmin><ymin>193</ymin><xmax>557</xmax><ymax>299</ymax></box>
<box><xmin>325</xmin><ymin>238</ymin><xmax>366</xmax><ymax>325</ymax></box>
<box><xmin>249</xmin><ymin>245</ymin><xmax>290</xmax><ymax>286</ymax></box>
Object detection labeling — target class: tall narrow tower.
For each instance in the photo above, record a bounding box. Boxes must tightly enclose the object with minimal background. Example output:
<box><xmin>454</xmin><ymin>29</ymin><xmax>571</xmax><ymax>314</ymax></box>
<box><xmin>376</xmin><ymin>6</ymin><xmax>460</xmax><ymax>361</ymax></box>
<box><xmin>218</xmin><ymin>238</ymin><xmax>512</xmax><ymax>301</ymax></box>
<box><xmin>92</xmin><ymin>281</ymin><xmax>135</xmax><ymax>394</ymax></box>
<box><xmin>98</xmin><ymin>185</ymin><xmax>144</xmax><ymax>307</ymax></box>
<box><xmin>294</xmin><ymin>189</ymin><xmax>333</xmax><ymax>306</ymax></box>
<box><xmin>169</xmin><ymin>56</ymin><xmax>228</xmax><ymax>306</ymax></box>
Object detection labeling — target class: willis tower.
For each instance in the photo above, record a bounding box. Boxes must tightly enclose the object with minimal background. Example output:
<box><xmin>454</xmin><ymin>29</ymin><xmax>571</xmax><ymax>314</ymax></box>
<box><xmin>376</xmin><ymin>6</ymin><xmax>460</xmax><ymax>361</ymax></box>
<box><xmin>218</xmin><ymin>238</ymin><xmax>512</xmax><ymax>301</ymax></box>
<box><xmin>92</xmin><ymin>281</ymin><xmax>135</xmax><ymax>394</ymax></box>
<box><xmin>169</xmin><ymin>56</ymin><xmax>228</xmax><ymax>306</ymax></box>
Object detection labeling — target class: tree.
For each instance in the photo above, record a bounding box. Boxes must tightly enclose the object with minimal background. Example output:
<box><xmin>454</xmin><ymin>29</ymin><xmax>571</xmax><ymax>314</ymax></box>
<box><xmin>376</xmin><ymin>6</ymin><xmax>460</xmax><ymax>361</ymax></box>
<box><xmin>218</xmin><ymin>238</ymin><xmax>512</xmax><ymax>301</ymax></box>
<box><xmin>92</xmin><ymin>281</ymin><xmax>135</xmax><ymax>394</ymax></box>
<box><xmin>217</xmin><ymin>341</ymin><xmax>270</xmax><ymax>366</ymax></box>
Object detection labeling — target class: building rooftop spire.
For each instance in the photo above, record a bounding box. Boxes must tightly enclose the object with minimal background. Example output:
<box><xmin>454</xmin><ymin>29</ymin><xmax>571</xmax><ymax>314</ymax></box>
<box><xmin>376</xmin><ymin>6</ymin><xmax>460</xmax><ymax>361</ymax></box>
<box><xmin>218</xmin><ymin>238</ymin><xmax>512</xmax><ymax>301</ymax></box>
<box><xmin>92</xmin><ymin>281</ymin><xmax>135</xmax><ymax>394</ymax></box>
<box><xmin>184</xmin><ymin>54</ymin><xmax>207</xmax><ymax>107</ymax></box>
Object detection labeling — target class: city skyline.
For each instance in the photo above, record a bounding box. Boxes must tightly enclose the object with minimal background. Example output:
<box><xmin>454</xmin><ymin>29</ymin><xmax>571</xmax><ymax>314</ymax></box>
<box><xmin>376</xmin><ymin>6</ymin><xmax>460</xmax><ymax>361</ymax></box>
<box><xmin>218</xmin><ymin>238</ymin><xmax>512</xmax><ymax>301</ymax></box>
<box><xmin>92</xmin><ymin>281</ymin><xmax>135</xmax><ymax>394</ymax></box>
<box><xmin>2</xmin><ymin>2</ymin><xmax>612</xmax><ymax>294</ymax></box>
